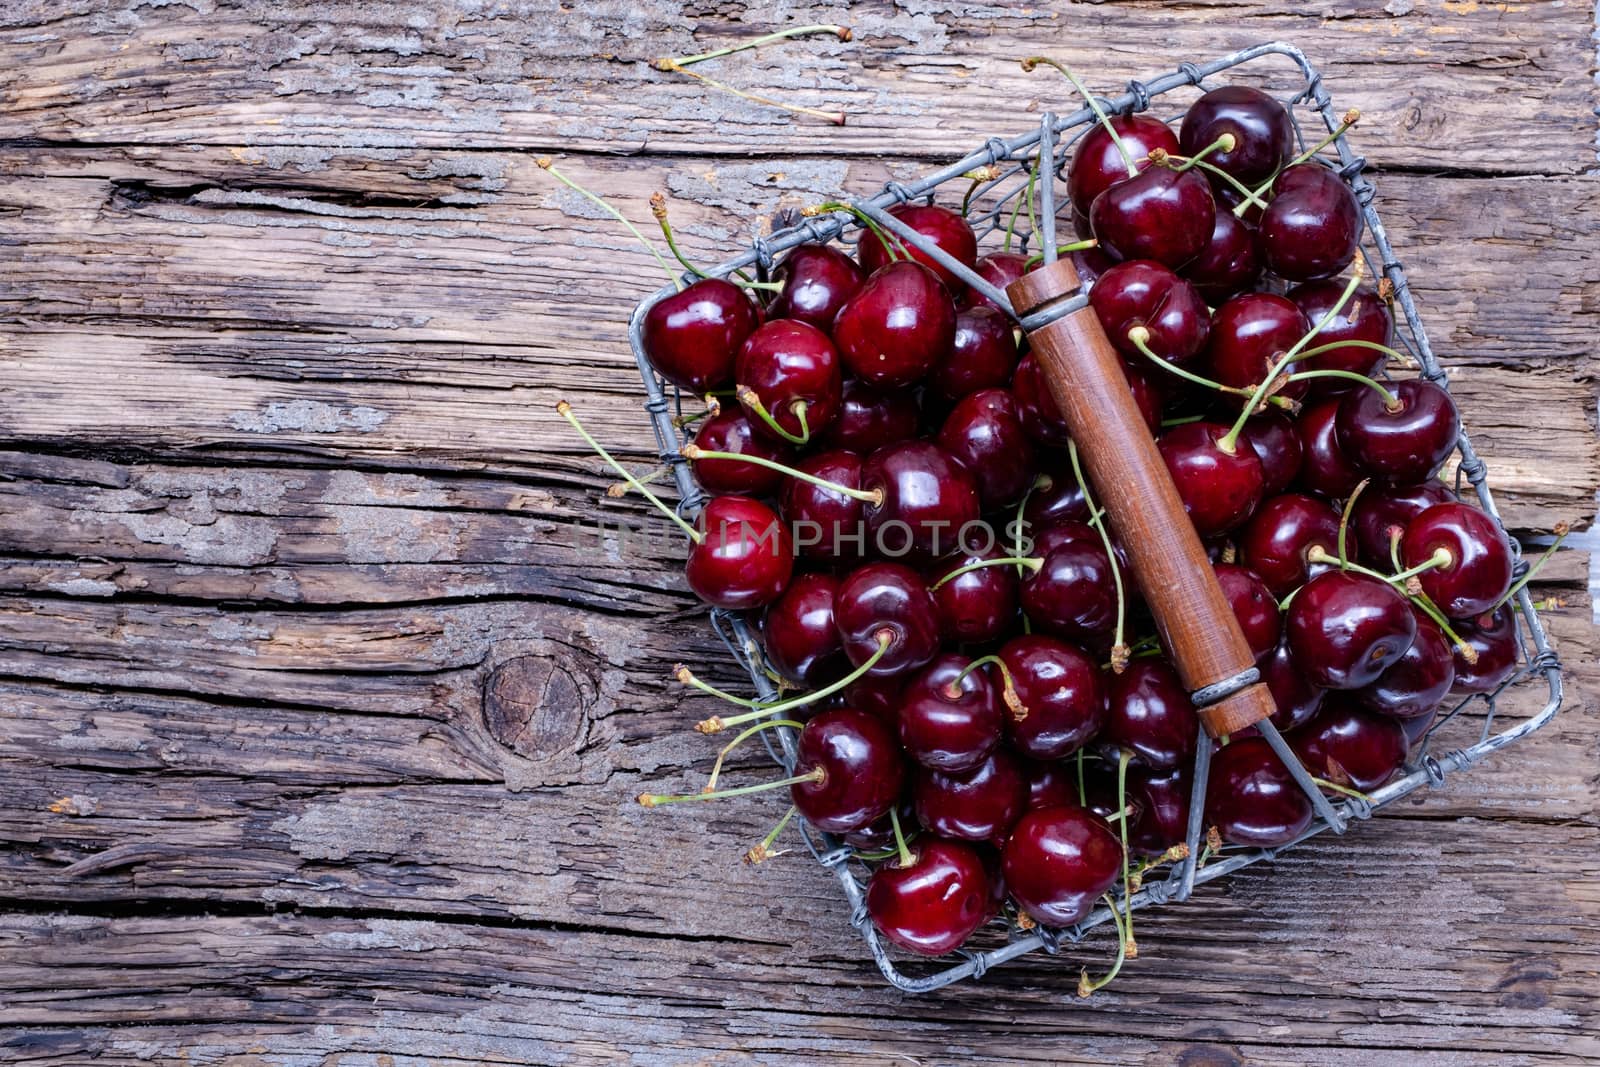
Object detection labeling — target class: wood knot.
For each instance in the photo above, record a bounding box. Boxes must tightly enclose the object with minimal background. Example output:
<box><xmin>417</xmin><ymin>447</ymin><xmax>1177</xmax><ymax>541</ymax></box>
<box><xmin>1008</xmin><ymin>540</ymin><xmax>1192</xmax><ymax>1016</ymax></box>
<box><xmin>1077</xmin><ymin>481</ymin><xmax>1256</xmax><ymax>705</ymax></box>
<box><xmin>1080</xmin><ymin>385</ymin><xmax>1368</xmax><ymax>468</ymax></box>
<box><xmin>482</xmin><ymin>655</ymin><xmax>588</xmax><ymax>759</ymax></box>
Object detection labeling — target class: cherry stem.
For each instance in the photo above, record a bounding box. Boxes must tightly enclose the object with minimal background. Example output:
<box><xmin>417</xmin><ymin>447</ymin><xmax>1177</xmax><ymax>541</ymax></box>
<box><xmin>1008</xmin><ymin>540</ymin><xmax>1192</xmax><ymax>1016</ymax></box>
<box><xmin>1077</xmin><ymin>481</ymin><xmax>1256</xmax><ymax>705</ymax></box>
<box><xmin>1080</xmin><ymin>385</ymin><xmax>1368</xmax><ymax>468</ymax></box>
<box><xmin>1387</xmin><ymin>547</ymin><xmax>1453</xmax><ymax>585</ymax></box>
<box><xmin>1311</xmin><ymin>776</ymin><xmax>1372</xmax><ymax>802</ymax></box>
<box><xmin>1167</xmin><ymin>132</ymin><xmax>1236</xmax><ymax>174</ymax></box>
<box><xmin>1022</xmin><ymin>155</ymin><xmax>1042</xmax><ymax>250</ymax></box>
<box><xmin>1114</xmin><ymin>748</ymin><xmax>1136</xmax><ymax>959</ymax></box>
<box><xmin>1022</xmin><ymin>57</ymin><xmax>1137</xmax><ymax>177</ymax></box>
<box><xmin>1389</xmin><ymin>526</ymin><xmax>1405</xmax><ymax>573</ymax></box>
<box><xmin>1304</xmin><ymin>545</ymin><xmax>1475</xmax><ymax>660</ymax></box>
<box><xmin>1070</xmin><ymin>439</ymin><xmax>1129</xmax><ymax>670</ymax></box>
<box><xmin>1409</xmin><ymin>589</ymin><xmax>1478</xmax><ymax>665</ymax></box>
<box><xmin>931</xmin><ymin>555</ymin><xmax>1042</xmax><ymax>591</ymax></box>
<box><xmin>956</xmin><ymin>655</ymin><xmax>1025</xmax><ymax>719</ymax></box>
<box><xmin>1014</xmin><ymin>475</ymin><xmax>1049</xmax><ymax>571</ymax></box>
<box><xmin>1127</xmin><ymin>327</ymin><xmax>1293</xmax><ymax>409</ymax></box>
<box><xmin>805</xmin><ymin>202</ymin><xmax>905</xmax><ymax>262</ymax></box>
<box><xmin>660</xmin><ymin>24</ymin><xmax>852</xmax><ymax>68</ymax></box>
<box><xmin>1491</xmin><ymin>522</ymin><xmax>1571</xmax><ymax>612</ymax></box>
<box><xmin>1283</xmin><ymin>369</ymin><xmax>1400</xmax><ymax>408</ymax></box>
<box><xmin>736</xmin><ymin>386</ymin><xmax>813</xmax><ymax>446</ymax></box>
<box><xmin>889</xmin><ymin>806</ymin><xmax>915</xmax><ymax>869</ymax></box>
<box><xmin>1234</xmin><ymin>108</ymin><xmax>1361</xmax><ymax>216</ymax></box>
<box><xmin>1077</xmin><ymin>891</ymin><xmax>1129</xmax><ymax>997</ymax></box>
<box><xmin>1184</xmin><ymin>158</ymin><xmax>1269</xmax><ymax>210</ymax></box>
<box><xmin>675</xmin><ymin>663</ymin><xmax>763</xmax><ymax>708</ymax></box>
<box><xmin>1290</xmin><ymin>338</ymin><xmax>1413</xmax><ymax>368</ymax></box>
<box><xmin>672</xmin><ymin>408</ymin><xmax>714</xmax><ymax>429</ymax></box>
<box><xmin>558</xmin><ymin>401</ymin><xmax>702</xmax><ymax>543</ymax></box>
<box><xmin>607</xmin><ymin>463</ymin><xmax>669</xmax><ymax>498</ymax></box>
<box><xmin>698</xmin><ymin>632</ymin><xmax>892</xmax><ymax>733</ymax></box>
<box><xmin>1337</xmin><ymin>478</ymin><xmax>1369</xmax><ymax>570</ymax></box>
<box><xmin>745</xmin><ymin>804</ymin><xmax>797</xmax><ymax>864</ymax></box>
<box><xmin>961</xmin><ymin>164</ymin><xmax>1003</xmax><ymax>216</ymax></box>
<box><xmin>650</xmin><ymin>193</ymin><xmax>781</xmax><ymax>292</ymax></box>
<box><xmin>1023</xmin><ymin>239</ymin><xmax>1098</xmax><ymax>270</ymax></box>
<box><xmin>1004</xmin><ymin>157</ymin><xmax>1040</xmax><ymax>254</ymax></box>
<box><xmin>538</xmin><ymin>159</ymin><xmax>681</xmax><ymax>289</ymax></box>
<box><xmin>705</xmin><ymin>718</ymin><xmax>805</xmax><ymax>792</ymax></box>
<box><xmin>683</xmin><ymin>443</ymin><xmax>883</xmax><ymax>504</ymax></box>
<box><xmin>638</xmin><ymin>767</ymin><xmax>824</xmax><ymax>808</ymax></box>
<box><xmin>657</xmin><ymin>62</ymin><xmax>845</xmax><ymax>125</ymax></box>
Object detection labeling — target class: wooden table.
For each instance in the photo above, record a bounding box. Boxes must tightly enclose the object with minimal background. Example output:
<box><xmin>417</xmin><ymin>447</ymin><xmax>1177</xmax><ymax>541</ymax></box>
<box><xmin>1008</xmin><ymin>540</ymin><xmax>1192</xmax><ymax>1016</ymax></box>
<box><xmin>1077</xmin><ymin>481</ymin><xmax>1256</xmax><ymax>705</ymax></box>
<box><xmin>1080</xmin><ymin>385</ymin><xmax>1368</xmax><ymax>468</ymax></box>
<box><xmin>1</xmin><ymin>3</ymin><xmax>1596</xmax><ymax>1064</ymax></box>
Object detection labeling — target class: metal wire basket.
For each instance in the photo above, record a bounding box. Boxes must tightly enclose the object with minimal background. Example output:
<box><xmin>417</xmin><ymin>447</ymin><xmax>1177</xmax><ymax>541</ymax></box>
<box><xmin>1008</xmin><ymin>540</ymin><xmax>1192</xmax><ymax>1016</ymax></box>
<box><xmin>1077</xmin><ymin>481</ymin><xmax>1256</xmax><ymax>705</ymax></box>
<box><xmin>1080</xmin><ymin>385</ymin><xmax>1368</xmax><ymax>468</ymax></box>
<box><xmin>624</xmin><ymin>40</ymin><xmax>1565</xmax><ymax>993</ymax></box>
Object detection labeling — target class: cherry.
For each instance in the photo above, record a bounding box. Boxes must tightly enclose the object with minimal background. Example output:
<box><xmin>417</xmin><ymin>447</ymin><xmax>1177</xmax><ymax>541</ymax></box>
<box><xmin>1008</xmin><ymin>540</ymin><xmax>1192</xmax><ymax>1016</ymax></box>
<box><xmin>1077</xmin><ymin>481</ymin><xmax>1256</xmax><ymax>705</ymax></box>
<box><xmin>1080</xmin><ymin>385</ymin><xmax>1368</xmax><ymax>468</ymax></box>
<box><xmin>1158</xmin><ymin>421</ymin><xmax>1265</xmax><ymax>537</ymax></box>
<box><xmin>1215</xmin><ymin>562</ymin><xmax>1281</xmax><ymax>662</ymax></box>
<box><xmin>833</xmin><ymin>261</ymin><xmax>957</xmax><ymax>389</ymax></box>
<box><xmin>1290</xmin><ymin>700</ymin><xmax>1407</xmax><ymax>793</ymax></box>
<box><xmin>866</xmin><ymin>837</ymin><xmax>992</xmax><ymax>956</ymax></box>
<box><xmin>1401</xmin><ymin>503</ymin><xmax>1513</xmax><ymax>618</ymax></box>
<box><xmin>1090</xmin><ymin>259</ymin><xmax>1211</xmax><ymax>367</ymax></box>
<box><xmin>1077</xmin><ymin>754</ymin><xmax>1137</xmax><ymax>823</ymax></box>
<box><xmin>1179</xmin><ymin>85</ymin><xmax>1294</xmax><ymax>187</ymax></box>
<box><xmin>930</xmin><ymin>541</ymin><xmax>1019</xmax><ymax>646</ymax></box>
<box><xmin>1090</xmin><ymin>163</ymin><xmax>1217</xmax><ymax>270</ymax></box>
<box><xmin>857</xmin><ymin>202</ymin><xmax>979</xmax><ymax>294</ymax></box>
<box><xmin>913</xmin><ymin>748</ymin><xmax>1029</xmax><ymax>844</ymax></box>
<box><xmin>1351</xmin><ymin>480</ymin><xmax>1455</xmax><ymax>562</ymax></box>
<box><xmin>1182</xmin><ymin>208</ymin><xmax>1261</xmax><ymax>305</ymax></box>
<box><xmin>1012</xmin><ymin>352</ymin><xmax>1073</xmax><ymax>448</ymax></box>
<box><xmin>1020</xmin><ymin>534</ymin><xmax>1118</xmax><ymax>644</ymax></box>
<box><xmin>642</xmin><ymin>278</ymin><xmax>761</xmax><ymax>392</ymax></box>
<box><xmin>839</xmin><ymin>800</ymin><xmax>911</xmax><ymax>851</ymax></box>
<box><xmin>1033</xmin><ymin>519</ymin><xmax>1131</xmax><ymax>574</ymax></box>
<box><xmin>1122</xmin><ymin>363</ymin><xmax>1167</xmax><ymax>435</ymax></box>
<box><xmin>1204</xmin><ymin>736</ymin><xmax>1313</xmax><ymax>847</ymax></box>
<box><xmin>1128</xmin><ymin>765</ymin><xmax>1190</xmax><ymax>857</ymax></box>
<box><xmin>1451</xmin><ymin>603</ymin><xmax>1520</xmax><ymax>694</ymax></box>
<box><xmin>834</xmin><ymin>562</ymin><xmax>941</xmax><ymax>677</ymax></box>
<box><xmin>1261</xmin><ymin>640</ymin><xmax>1324</xmax><ymax>731</ymax></box>
<box><xmin>689</xmin><ymin>406</ymin><xmax>793</xmax><ymax>496</ymax></box>
<box><xmin>1237</xmin><ymin>410</ymin><xmax>1304</xmax><ymax>496</ymax></box>
<box><xmin>999</xmin><ymin>634</ymin><xmax>1107</xmax><ymax>760</ymax></box>
<box><xmin>1068</xmin><ymin>114</ymin><xmax>1180</xmax><ymax>217</ymax></box>
<box><xmin>1102</xmin><ymin>659</ymin><xmax>1198</xmax><ymax>770</ymax></box>
<box><xmin>961</xmin><ymin>251</ymin><xmax>1032</xmax><ymax>312</ymax></box>
<box><xmin>1259</xmin><ymin>164</ymin><xmax>1363</xmax><ymax>282</ymax></box>
<box><xmin>897</xmin><ymin>654</ymin><xmax>1003</xmax><ymax>772</ymax></box>
<box><xmin>1337</xmin><ymin>379</ymin><xmax>1459</xmax><ymax>486</ymax></box>
<box><xmin>735</xmin><ymin>319</ymin><xmax>842</xmax><ymax>443</ymax></box>
<box><xmin>843</xmin><ymin>674</ymin><xmax>904</xmax><ymax>725</ymax></box>
<box><xmin>1353</xmin><ymin>612</ymin><xmax>1454</xmax><ymax>719</ymax></box>
<box><xmin>1286</xmin><ymin>569</ymin><xmax>1417</xmax><ymax>689</ymax></box>
<box><xmin>1024</xmin><ymin>759</ymin><xmax>1079</xmax><ymax>811</ymax></box>
<box><xmin>782</xmin><ymin>450</ymin><xmax>866</xmax><ymax>563</ymax></box>
<box><xmin>1288</xmin><ymin>279</ymin><xmax>1393</xmax><ymax>389</ymax></box>
<box><xmin>1296</xmin><ymin>398</ymin><xmax>1366</xmax><ymax>499</ymax></box>
<box><xmin>821</xmin><ymin>379</ymin><xmax>922</xmax><ymax>455</ymax></box>
<box><xmin>1002</xmin><ymin>805</ymin><xmax>1123</xmax><ymax>927</ymax></box>
<box><xmin>938</xmin><ymin>388</ymin><xmax>1038</xmax><ymax>511</ymax></box>
<box><xmin>862</xmin><ymin>441</ymin><xmax>981</xmax><ymax>561</ymax></box>
<box><xmin>790</xmin><ymin>707</ymin><xmax>905</xmax><ymax>834</ymax></box>
<box><xmin>768</xmin><ymin>242</ymin><xmax>864</xmax><ymax>331</ymax></box>
<box><xmin>1072</xmin><ymin>243</ymin><xmax>1118</xmax><ymax>288</ymax></box>
<box><xmin>1240</xmin><ymin>492</ymin><xmax>1343</xmax><ymax>597</ymax></box>
<box><xmin>763</xmin><ymin>572</ymin><xmax>847</xmax><ymax>686</ymax></box>
<box><xmin>685</xmin><ymin>495</ymin><xmax>794</xmax><ymax>610</ymax></box>
<box><xmin>928</xmin><ymin>305</ymin><xmax>1021</xmax><ymax>401</ymax></box>
<box><xmin>1022</xmin><ymin>471</ymin><xmax>1091</xmax><ymax>530</ymax></box>
<box><xmin>1204</xmin><ymin>292</ymin><xmax>1310</xmax><ymax>404</ymax></box>
<box><xmin>1399</xmin><ymin>706</ymin><xmax>1437</xmax><ymax>748</ymax></box>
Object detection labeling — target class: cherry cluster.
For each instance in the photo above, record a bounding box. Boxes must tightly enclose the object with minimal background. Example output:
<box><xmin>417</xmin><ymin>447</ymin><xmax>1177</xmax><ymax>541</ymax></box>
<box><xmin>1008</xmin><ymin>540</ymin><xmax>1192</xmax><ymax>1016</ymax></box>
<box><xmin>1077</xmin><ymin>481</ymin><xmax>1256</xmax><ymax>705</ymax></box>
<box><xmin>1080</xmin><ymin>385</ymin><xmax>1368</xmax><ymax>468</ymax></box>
<box><xmin>555</xmin><ymin>76</ymin><xmax>1551</xmax><ymax>982</ymax></box>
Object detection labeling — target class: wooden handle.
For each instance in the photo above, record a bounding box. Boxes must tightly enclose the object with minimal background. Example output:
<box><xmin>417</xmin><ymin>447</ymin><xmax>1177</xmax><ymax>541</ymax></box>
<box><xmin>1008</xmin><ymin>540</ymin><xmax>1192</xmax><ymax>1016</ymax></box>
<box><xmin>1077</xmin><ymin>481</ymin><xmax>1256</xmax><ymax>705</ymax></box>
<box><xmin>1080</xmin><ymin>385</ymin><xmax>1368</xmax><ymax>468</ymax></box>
<box><xmin>1008</xmin><ymin>259</ymin><xmax>1275</xmax><ymax>738</ymax></box>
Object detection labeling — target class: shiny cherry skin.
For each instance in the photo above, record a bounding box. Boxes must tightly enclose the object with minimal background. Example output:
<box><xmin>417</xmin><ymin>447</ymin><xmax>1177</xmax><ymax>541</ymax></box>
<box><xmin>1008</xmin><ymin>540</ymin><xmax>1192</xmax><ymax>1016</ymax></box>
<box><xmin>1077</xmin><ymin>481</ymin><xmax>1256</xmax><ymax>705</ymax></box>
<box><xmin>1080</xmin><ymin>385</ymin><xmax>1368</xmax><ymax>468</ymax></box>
<box><xmin>1032</xmin><ymin>519</ymin><xmax>1131</xmax><ymax>575</ymax></box>
<box><xmin>1290</xmin><ymin>699</ymin><xmax>1407</xmax><ymax>793</ymax></box>
<box><xmin>837</xmin><ymin>799</ymin><xmax>911</xmax><ymax>851</ymax></box>
<box><xmin>1075</xmin><ymin>754</ymin><xmax>1134</xmax><ymax>823</ymax></box>
<box><xmin>1399</xmin><ymin>706</ymin><xmax>1437</xmax><ymax>748</ymax></box>
<box><xmin>842</xmin><ymin>674</ymin><xmax>903</xmax><ymax>726</ymax></box>
<box><xmin>1002</xmin><ymin>805</ymin><xmax>1123</xmax><ymax>927</ymax></box>
<box><xmin>1090</xmin><ymin>164</ymin><xmax>1217</xmax><ymax>270</ymax></box>
<box><xmin>686</xmin><ymin>496</ymin><xmax>793</xmax><ymax>610</ymax></box>
<box><xmin>1351</xmin><ymin>480</ymin><xmax>1455</xmax><ymax>563</ymax></box>
<box><xmin>1022</xmin><ymin>470</ymin><xmax>1090</xmax><ymax>530</ymax></box>
<box><xmin>1205</xmin><ymin>736</ymin><xmax>1313</xmax><ymax>847</ymax></box>
<box><xmin>1287</xmin><ymin>569</ymin><xmax>1418</xmax><ymax>689</ymax></box>
<box><xmin>1452</xmin><ymin>604</ymin><xmax>1520</xmax><ymax>694</ymax></box>
<box><xmin>930</xmin><ymin>540</ymin><xmax>1019</xmax><ymax>646</ymax></box>
<box><xmin>791</xmin><ymin>708</ymin><xmax>905</xmax><ymax>834</ymax></box>
<box><xmin>1024</xmin><ymin>759</ymin><xmax>1078</xmax><ymax>811</ymax></box>
<box><xmin>1128</xmin><ymin>765</ymin><xmax>1191</xmax><ymax>857</ymax></box>
<box><xmin>1215</xmin><ymin>562</ymin><xmax>1281</xmax><ymax>662</ymax></box>
<box><xmin>1011</xmin><ymin>352</ymin><xmax>1073</xmax><ymax>448</ymax></box>
<box><xmin>1182</xmin><ymin>208</ymin><xmax>1261</xmax><ymax>305</ymax></box>
<box><xmin>834</xmin><ymin>561</ymin><xmax>942</xmax><ymax>677</ymax></box>
<box><xmin>938</xmin><ymin>388</ymin><xmax>1037</xmax><ymax>511</ymax></box>
<box><xmin>897</xmin><ymin>654</ymin><xmax>1003</xmax><ymax>772</ymax></box>
<box><xmin>735</xmin><ymin>319</ymin><xmax>842</xmax><ymax>442</ymax></box>
<box><xmin>1297</xmin><ymin>398</ymin><xmax>1367</xmax><ymax>499</ymax></box>
<box><xmin>857</xmin><ymin>202</ymin><xmax>979</xmax><ymax>295</ymax></box>
<box><xmin>928</xmin><ymin>305</ymin><xmax>1020</xmax><ymax>401</ymax></box>
<box><xmin>1090</xmin><ymin>259</ymin><xmax>1211</xmax><ymax>367</ymax></box>
<box><xmin>1402</xmin><ymin>503</ymin><xmax>1514</xmax><ymax>618</ymax></box>
<box><xmin>782</xmin><ymin>449</ymin><xmax>866</xmax><ymax>563</ymax></box>
<box><xmin>769</xmin><ymin>242</ymin><xmax>864</xmax><ymax>331</ymax></box>
<box><xmin>689</xmin><ymin>406</ymin><xmax>793</xmax><ymax>496</ymax></box>
<box><xmin>1205</xmin><ymin>292</ymin><xmax>1311</xmax><ymax>404</ymax></box>
<box><xmin>961</xmin><ymin>251</ymin><xmax>1032</xmax><ymax>313</ymax></box>
<box><xmin>1240</xmin><ymin>492</ymin><xmax>1343</xmax><ymax>598</ymax></box>
<box><xmin>1288</xmin><ymin>280</ymin><xmax>1393</xmax><ymax>390</ymax></box>
<box><xmin>1021</xmin><ymin>537</ymin><xmax>1117</xmax><ymax>644</ymax></box>
<box><xmin>1237</xmin><ymin>411</ymin><xmax>1304</xmax><ymax>496</ymax></box>
<box><xmin>913</xmin><ymin>748</ymin><xmax>1029</xmax><ymax>844</ymax></box>
<box><xmin>821</xmin><ymin>380</ymin><xmax>921</xmax><ymax>455</ymax></box>
<box><xmin>866</xmin><ymin>838</ymin><xmax>992</xmax><ymax>956</ymax></box>
<box><xmin>1158</xmin><ymin>421</ymin><xmax>1265</xmax><ymax>537</ymax></box>
<box><xmin>1102</xmin><ymin>659</ymin><xmax>1199</xmax><ymax>770</ymax></box>
<box><xmin>642</xmin><ymin>277</ymin><xmax>760</xmax><ymax>392</ymax></box>
<box><xmin>763</xmin><ymin>572</ymin><xmax>847</xmax><ymax>686</ymax></box>
<box><xmin>1179</xmin><ymin>85</ymin><xmax>1294</xmax><ymax>187</ymax></box>
<box><xmin>1259</xmin><ymin>164</ymin><xmax>1363</xmax><ymax>282</ymax></box>
<box><xmin>1261</xmin><ymin>639</ymin><xmax>1324</xmax><ymax>731</ymax></box>
<box><xmin>1337</xmin><ymin>379</ymin><xmax>1459</xmax><ymax>486</ymax></box>
<box><xmin>833</xmin><ymin>261</ymin><xmax>957</xmax><ymax>388</ymax></box>
<box><xmin>862</xmin><ymin>441</ymin><xmax>981</xmax><ymax>562</ymax></box>
<box><xmin>1068</xmin><ymin>113</ymin><xmax>1181</xmax><ymax>217</ymax></box>
<box><xmin>999</xmin><ymin>634</ymin><xmax>1107</xmax><ymax>760</ymax></box>
<box><xmin>1354</xmin><ymin>612</ymin><xmax>1454</xmax><ymax>719</ymax></box>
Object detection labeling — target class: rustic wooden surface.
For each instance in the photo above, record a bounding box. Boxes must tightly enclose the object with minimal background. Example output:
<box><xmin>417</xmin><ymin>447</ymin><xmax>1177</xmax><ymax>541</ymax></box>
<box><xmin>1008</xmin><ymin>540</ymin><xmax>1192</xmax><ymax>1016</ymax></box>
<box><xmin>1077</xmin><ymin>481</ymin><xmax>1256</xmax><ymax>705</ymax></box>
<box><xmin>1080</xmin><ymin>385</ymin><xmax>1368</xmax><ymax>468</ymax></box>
<box><xmin>0</xmin><ymin>2</ymin><xmax>1597</xmax><ymax>1064</ymax></box>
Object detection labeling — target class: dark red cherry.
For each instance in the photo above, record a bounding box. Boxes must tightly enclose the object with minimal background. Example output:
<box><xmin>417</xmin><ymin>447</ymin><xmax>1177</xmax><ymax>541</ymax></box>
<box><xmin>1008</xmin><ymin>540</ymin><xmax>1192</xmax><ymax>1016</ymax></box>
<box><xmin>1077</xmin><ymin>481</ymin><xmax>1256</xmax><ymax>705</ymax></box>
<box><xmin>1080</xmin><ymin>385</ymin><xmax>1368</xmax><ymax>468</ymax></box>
<box><xmin>999</xmin><ymin>634</ymin><xmax>1107</xmax><ymax>760</ymax></box>
<box><xmin>1214</xmin><ymin>562</ymin><xmax>1281</xmax><ymax>662</ymax></box>
<box><xmin>1205</xmin><ymin>292</ymin><xmax>1311</xmax><ymax>404</ymax></box>
<box><xmin>897</xmin><ymin>654</ymin><xmax>1003</xmax><ymax>772</ymax></box>
<box><xmin>690</xmin><ymin>407</ymin><xmax>793</xmax><ymax>496</ymax></box>
<box><xmin>1022</xmin><ymin>470</ymin><xmax>1090</xmax><ymax>530</ymax></box>
<box><xmin>938</xmin><ymin>388</ymin><xmax>1037</xmax><ymax>511</ymax></box>
<box><xmin>838</xmin><ymin>798</ymin><xmax>912</xmax><ymax>850</ymax></box>
<box><xmin>1452</xmin><ymin>604</ymin><xmax>1520</xmax><ymax>694</ymax></box>
<box><xmin>1102</xmin><ymin>659</ymin><xmax>1198</xmax><ymax>770</ymax></box>
<box><xmin>685</xmin><ymin>496</ymin><xmax>793</xmax><ymax>610</ymax></box>
<box><xmin>913</xmin><ymin>748</ymin><xmax>1028</xmax><ymax>844</ymax></box>
<box><xmin>1073</xmin><ymin>243</ymin><xmax>1118</xmax><ymax>287</ymax></box>
<box><xmin>1354</xmin><ymin>612</ymin><xmax>1454</xmax><ymax>720</ymax></box>
<box><xmin>1182</xmin><ymin>208</ymin><xmax>1261</xmax><ymax>305</ymax></box>
<box><xmin>781</xmin><ymin>450</ymin><xmax>866</xmax><ymax>563</ymax></box>
<box><xmin>1158</xmin><ymin>421</ymin><xmax>1265</xmax><ymax>537</ymax></box>
<box><xmin>1032</xmin><ymin>519</ymin><xmax>1131</xmax><ymax>575</ymax></box>
<box><xmin>1075</xmin><ymin>754</ymin><xmax>1136</xmax><ymax>825</ymax></box>
<box><xmin>1090</xmin><ymin>164</ymin><xmax>1217</xmax><ymax>270</ymax></box>
<box><xmin>1259</xmin><ymin>164</ymin><xmax>1363</xmax><ymax>282</ymax></box>
<box><xmin>928</xmin><ymin>305</ymin><xmax>1021</xmax><ymax>401</ymax></box>
<box><xmin>1399</xmin><ymin>706</ymin><xmax>1437</xmax><ymax>748</ymax></box>
<box><xmin>1297</xmin><ymin>398</ymin><xmax>1366</xmax><ymax>499</ymax></box>
<box><xmin>1290</xmin><ymin>699</ymin><xmax>1407</xmax><ymax>793</ymax></box>
<box><xmin>769</xmin><ymin>242</ymin><xmax>864</xmax><ymax>331</ymax></box>
<box><xmin>1124</xmin><ymin>363</ymin><xmax>1167</xmax><ymax>435</ymax></box>
<box><xmin>1337</xmin><ymin>379</ymin><xmax>1459</xmax><ymax>486</ymax></box>
<box><xmin>1240</xmin><ymin>492</ymin><xmax>1343</xmax><ymax>598</ymax></box>
<box><xmin>763</xmin><ymin>572</ymin><xmax>847</xmax><ymax>686</ymax></box>
<box><xmin>1068</xmin><ymin>113</ymin><xmax>1181</xmax><ymax>218</ymax></box>
<box><xmin>1401</xmin><ymin>503</ymin><xmax>1513</xmax><ymax>618</ymax></box>
<box><xmin>1237</xmin><ymin>410</ymin><xmax>1304</xmax><ymax>496</ymax></box>
<box><xmin>862</xmin><ymin>441</ymin><xmax>981</xmax><ymax>562</ymax></box>
<box><xmin>866</xmin><ymin>838</ymin><xmax>991</xmax><ymax>956</ymax></box>
<box><xmin>1261</xmin><ymin>640</ymin><xmax>1325</xmax><ymax>731</ymax></box>
<box><xmin>1020</xmin><ymin>537</ymin><xmax>1117</xmax><ymax>644</ymax></box>
<box><xmin>857</xmin><ymin>203</ymin><xmax>979</xmax><ymax>295</ymax></box>
<box><xmin>821</xmin><ymin>379</ymin><xmax>921</xmax><ymax>455</ymax></box>
<box><xmin>833</xmin><ymin>261</ymin><xmax>957</xmax><ymax>388</ymax></box>
<box><xmin>961</xmin><ymin>251</ymin><xmax>1032</xmax><ymax>313</ymax></box>
<box><xmin>843</xmin><ymin>674</ymin><xmax>903</xmax><ymax>725</ymax></box>
<box><xmin>1205</xmin><ymin>736</ymin><xmax>1313</xmax><ymax>847</ymax></box>
<box><xmin>1179</xmin><ymin>85</ymin><xmax>1294</xmax><ymax>187</ymax></box>
<box><xmin>1288</xmin><ymin>280</ymin><xmax>1393</xmax><ymax>389</ymax></box>
<box><xmin>1002</xmin><ymin>805</ymin><xmax>1123</xmax><ymax>927</ymax></box>
<box><xmin>834</xmin><ymin>562</ymin><xmax>941</xmax><ymax>678</ymax></box>
<box><xmin>1011</xmin><ymin>352</ymin><xmax>1073</xmax><ymax>448</ymax></box>
<box><xmin>1286</xmin><ymin>569</ymin><xmax>1417</xmax><ymax>689</ymax></box>
<box><xmin>1351</xmin><ymin>480</ymin><xmax>1455</xmax><ymax>563</ymax></box>
<box><xmin>1024</xmin><ymin>759</ymin><xmax>1079</xmax><ymax>811</ymax></box>
<box><xmin>1090</xmin><ymin>259</ymin><xmax>1211</xmax><ymax>367</ymax></box>
<box><xmin>642</xmin><ymin>278</ymin><xmax>760</xmax><ymax>392</ymax></box>
<box><xmin>1128</xmin><ymin>765</ymin><xmax>1190</xmax><ymax>857</ymax></box>
<box><xmin>735</xmin><ymin>319</ymin><xmax>842</xmax><ymax>442</ymax></box>
<box><xmin>930</xmin><ymin>541</ymin><xmax>1019</xmax><ymax>646</ymax></box>
<box><xmin>790</xmin><ymin>708</ymin><xmax>905</xmax><ymax>834</ymax></box>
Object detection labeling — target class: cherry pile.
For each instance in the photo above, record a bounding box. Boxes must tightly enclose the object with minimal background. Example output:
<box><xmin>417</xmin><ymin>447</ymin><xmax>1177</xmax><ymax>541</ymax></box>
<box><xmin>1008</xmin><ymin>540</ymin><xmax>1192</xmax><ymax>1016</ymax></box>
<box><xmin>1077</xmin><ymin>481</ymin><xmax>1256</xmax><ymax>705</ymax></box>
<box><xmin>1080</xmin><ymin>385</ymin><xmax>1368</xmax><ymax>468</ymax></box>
<box><xmin>552</xmin><ymin>72</ymin><xmax>1558</xmax><ymax>986</ymax></box>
